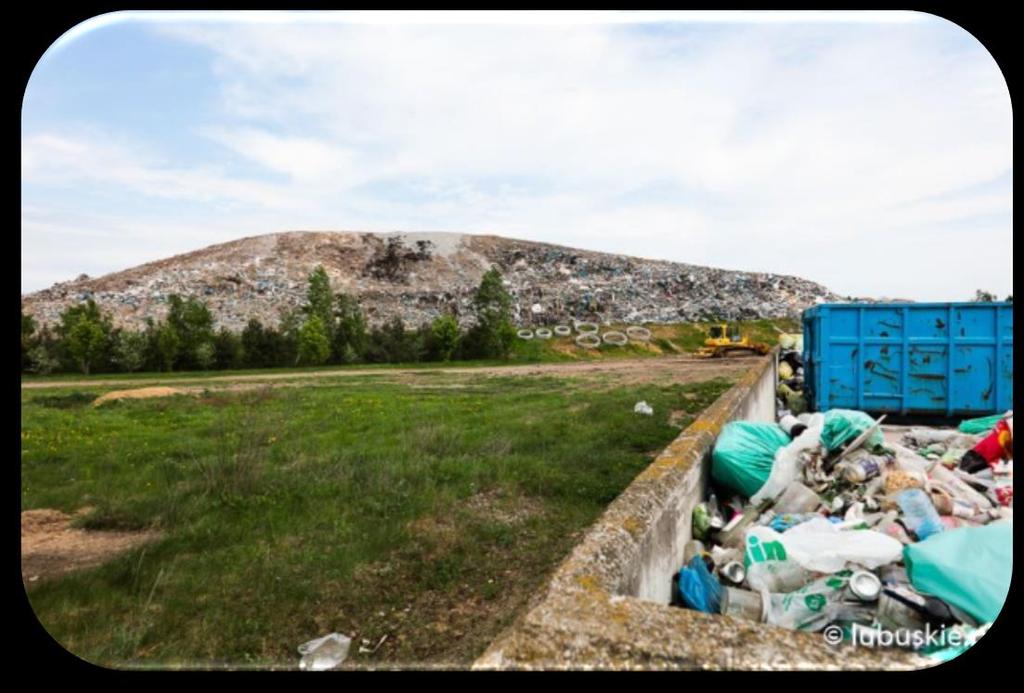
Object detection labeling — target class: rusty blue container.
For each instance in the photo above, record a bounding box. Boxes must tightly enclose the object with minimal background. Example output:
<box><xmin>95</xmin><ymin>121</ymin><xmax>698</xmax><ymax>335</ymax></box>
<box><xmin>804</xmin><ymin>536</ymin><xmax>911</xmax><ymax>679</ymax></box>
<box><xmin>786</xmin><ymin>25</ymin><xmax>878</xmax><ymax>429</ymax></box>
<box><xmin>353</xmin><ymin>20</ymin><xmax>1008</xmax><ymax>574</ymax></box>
<box><xmin>802</xmin><ymin>303</ymin><xmax>1013</xmax><ymax>416</ymax></box>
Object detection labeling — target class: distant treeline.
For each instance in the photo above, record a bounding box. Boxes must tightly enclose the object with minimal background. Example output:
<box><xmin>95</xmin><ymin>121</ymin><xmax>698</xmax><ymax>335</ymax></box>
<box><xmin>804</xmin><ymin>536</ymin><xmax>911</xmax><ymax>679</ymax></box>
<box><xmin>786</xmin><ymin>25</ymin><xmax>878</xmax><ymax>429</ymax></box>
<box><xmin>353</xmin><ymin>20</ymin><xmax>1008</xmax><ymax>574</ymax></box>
<box><xmin>21</xmin><ymin>266</ymin><xmax>518</xmax><ymax>375</ymax></box>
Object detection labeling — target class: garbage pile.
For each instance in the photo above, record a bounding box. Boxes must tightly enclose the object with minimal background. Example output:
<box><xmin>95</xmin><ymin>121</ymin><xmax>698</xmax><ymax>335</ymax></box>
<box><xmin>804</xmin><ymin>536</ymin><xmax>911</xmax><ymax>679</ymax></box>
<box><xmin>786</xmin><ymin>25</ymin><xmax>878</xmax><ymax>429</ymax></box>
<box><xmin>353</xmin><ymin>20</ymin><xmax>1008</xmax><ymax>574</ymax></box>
<box><xmin>23</xmin><ymin>231</ymin><xmax>840</xmax><ymax>332</ymax></box>
<box><xmin>775</xmin><ymin>332</ymin><xmax>806</xmax><ymax>415</ymax></box>
<box><xmin>673</xmin><ymin>408</ymin><xmax>1013</xmax><ymax>658</ymax></box>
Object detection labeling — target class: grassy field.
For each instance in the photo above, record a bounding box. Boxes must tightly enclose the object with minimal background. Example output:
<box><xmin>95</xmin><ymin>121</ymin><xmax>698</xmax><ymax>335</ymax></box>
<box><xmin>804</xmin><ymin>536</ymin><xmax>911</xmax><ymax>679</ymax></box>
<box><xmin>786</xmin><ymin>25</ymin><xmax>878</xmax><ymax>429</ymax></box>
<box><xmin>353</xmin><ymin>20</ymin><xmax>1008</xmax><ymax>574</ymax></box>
<box><xmin>22</xmin><ymin>371</ymin><xmax>736</xmax><ymax>667</ymax></box>
<box><xmin>22</xmin><ymin>319</ymin><xmax>798</xmax><ymax>385</ymax></box>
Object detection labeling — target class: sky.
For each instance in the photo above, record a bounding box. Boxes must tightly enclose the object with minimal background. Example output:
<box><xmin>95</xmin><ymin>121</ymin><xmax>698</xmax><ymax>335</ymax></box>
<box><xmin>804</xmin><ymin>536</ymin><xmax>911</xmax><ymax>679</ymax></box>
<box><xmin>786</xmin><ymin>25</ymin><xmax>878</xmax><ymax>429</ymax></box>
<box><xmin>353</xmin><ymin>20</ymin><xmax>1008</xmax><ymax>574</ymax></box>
<box><xmin>21</xmin><ymin>10</ymin><xmax>1012</xmax><ymax>300</ymax></box>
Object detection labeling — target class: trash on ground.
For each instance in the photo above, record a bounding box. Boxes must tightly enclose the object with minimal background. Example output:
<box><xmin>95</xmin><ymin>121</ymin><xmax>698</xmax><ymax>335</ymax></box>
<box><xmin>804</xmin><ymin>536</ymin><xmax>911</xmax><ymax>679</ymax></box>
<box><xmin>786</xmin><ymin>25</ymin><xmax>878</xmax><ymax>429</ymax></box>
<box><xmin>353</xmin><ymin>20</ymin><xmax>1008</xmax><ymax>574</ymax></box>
<box><xmin>958</xmin><ymin>412</ymin><xmax>1010</xmax><ymax>436</ymax></box>
<box><xmin>298</xmin><ymin>632</ymin><xmax>352</xmax><ymax>670</ymax></box>
<box><xmin>673</xmin><ymin>393</ymin><xmax>1013</xmax><ymax>657</ymax></box>
<box><xmin>634</xmin><ymin>401</ymin><xmax>654</xmax><ymax>416</ymax></box>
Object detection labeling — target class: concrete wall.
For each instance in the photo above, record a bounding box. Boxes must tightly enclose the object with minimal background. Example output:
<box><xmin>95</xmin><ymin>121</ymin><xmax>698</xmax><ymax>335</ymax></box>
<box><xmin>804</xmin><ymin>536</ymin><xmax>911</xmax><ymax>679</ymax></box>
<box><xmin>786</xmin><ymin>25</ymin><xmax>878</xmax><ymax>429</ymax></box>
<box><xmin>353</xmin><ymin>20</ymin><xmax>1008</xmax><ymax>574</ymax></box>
<box><xmin>474</xmin><ymin>351</ymin><xmax>926</xmax><ymax>670</ymax></box>
<box><xmin>629</xmin><ymin>350</ymin><xmax>778</xmax><ymax>604</ymax></box>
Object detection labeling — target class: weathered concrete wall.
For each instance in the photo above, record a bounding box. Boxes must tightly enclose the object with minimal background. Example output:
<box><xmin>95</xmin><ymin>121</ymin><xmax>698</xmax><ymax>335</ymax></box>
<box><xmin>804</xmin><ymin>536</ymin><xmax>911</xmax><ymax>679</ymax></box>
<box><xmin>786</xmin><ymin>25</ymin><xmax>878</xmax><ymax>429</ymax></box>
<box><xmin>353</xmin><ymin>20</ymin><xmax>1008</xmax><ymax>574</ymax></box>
<box><xmin>474</xmin><ymin>351</ymin><xmax>928</xmax><ymax>670</ymax></box>
<box><xmin>630</xmin><ymin>350</ymin><xmax>778</xmax><ymax>604</ymax></box>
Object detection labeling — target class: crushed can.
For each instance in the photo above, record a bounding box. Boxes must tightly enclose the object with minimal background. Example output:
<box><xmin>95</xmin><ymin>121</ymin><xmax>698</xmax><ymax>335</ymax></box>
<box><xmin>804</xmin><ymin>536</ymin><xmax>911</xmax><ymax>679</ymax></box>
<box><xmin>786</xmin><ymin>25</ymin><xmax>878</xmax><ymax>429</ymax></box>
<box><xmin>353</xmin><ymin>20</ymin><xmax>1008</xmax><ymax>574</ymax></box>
<box><xmin>720</xmin><ymin>586</ymin><xmax>766</xmax><ymax>623</ymax></box>
<box><xmin>720</xmin><ymin>560</ymin><xmax>746</xmax><ymax>586</ymax></box>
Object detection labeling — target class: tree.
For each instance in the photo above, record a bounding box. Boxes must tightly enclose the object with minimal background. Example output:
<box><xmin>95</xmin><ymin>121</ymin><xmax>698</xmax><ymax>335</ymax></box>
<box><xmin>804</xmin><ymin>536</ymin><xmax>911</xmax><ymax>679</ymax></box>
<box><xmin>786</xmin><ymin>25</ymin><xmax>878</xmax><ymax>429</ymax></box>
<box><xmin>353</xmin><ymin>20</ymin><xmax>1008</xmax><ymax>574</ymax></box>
<box><xmin>241</xmin><ymin>318</ymin><xmax>268</xmax><ymax>368</ymax></box>
<box><xmin>297</xmin><ymin>314</ymin><xmax>331</xmax><ymax>366</ymax></box>
<box><xmin>111</xmin><ymin>330</ymin><xmax>148</xmax><ymax>373</ymax></box>
<box><xmin>277</xmin><ymin>308</ymin><xmax>302</xmax><ymax>367</ymax></box>
<box><xmin>21</xmin><ymin>307</ymin><xmax>36</xmax><ymax>372</ymax></box>
<box><xmin>155</xmin><ymin>323</ymin><xmax>181</xmax><ymax>372</ymax></box>
<box><xmin>973</xmin><ymin>290</ymin><xmax>997</xmax><ymax>302</ymax></box>
<box><xmin>56</xmin><ymin>299</ymin><xmax>112</xmax><ymax>375</ymax></box>
<box><xmin>468</xmin><ymin>268</ymin><xmax>515</xmax><ymax>359</ymax></box>
<box><xmin>333</xmin><ymin>292</ymin><xmax>367</xmax><ymax>363</ymax></box>
<box><xmin>28</xmin><ymin>344</ymin><xmax>59</xmax><ymax>375</ymax></box>
<box><xmin>194</xmin><ymin>342</ymin><xmax>216</xmax><ymax>370</ymax></box>
<box><xmin>213</xmin><ymin>328</ymin><xmax>243</xmax><ymax>370</ymax></box>
<box><xmin>166</xmin><ymin>295</ymin><xmax>215</xmax><ymax>370</ymax></box>
<box><xmin>431</xmin><ymin>314</ymin><xmax>460</xmax><ymax>362</ymax></box>
<box><xmin>304</xmin><ymin>266</ymin><xmax>335</xmax><ymax>342</ymax></box>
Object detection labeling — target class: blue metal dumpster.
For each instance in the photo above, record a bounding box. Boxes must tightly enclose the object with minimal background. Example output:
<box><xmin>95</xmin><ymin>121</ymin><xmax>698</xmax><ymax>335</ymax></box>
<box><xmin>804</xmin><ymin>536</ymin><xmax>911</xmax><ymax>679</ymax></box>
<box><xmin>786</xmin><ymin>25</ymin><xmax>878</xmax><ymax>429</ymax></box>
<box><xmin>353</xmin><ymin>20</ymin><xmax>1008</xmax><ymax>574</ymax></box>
<box><xmin>803</xmin><ymin>303</ymin><xmax>1013</xmax><ymax>416</ymax></box>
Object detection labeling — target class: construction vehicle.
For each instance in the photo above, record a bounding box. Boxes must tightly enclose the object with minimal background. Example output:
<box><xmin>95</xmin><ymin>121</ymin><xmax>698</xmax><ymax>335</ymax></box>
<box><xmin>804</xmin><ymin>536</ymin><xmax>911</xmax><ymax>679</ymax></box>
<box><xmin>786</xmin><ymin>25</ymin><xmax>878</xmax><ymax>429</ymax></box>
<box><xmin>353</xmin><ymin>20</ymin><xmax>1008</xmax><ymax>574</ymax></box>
<box><xmin>695</xmin><ymin>323</ymin><xmax>771</xmax><ymax>358</ymax></box>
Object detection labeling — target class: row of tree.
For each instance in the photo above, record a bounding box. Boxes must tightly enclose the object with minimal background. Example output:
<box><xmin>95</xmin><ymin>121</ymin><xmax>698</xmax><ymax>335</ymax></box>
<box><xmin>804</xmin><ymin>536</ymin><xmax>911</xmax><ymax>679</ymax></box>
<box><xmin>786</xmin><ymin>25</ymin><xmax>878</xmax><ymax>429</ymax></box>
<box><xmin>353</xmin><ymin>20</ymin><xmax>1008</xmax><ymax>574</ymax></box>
<box><xmin>21</xmin><ymin>266</ymin><xmax>518</xmax><ymax>375</ymax></box>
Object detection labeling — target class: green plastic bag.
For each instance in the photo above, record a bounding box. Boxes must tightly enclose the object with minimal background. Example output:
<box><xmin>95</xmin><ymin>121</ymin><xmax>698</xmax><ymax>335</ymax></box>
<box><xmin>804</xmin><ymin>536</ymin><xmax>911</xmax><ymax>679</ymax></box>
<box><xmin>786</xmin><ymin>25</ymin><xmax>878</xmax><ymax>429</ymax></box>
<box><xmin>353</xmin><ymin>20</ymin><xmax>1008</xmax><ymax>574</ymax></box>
<box><xmin>712</xmin><ymin>421</ymin><xmax>791</xmax><ymax>498</ymax></box>
<box><xmin>903</xmin><ymin>521</ymin><xmax>1012</xmax><ymax>624</ymax></box>
<box><xmin>958</xmin><ymin>414</ymin><xmax>1004</xmax><ymax>435</ymax></box>
<box><xmin>820</xmin><ymin>409</ymin><xmax>882</xmax><ymax>452</ymax></box>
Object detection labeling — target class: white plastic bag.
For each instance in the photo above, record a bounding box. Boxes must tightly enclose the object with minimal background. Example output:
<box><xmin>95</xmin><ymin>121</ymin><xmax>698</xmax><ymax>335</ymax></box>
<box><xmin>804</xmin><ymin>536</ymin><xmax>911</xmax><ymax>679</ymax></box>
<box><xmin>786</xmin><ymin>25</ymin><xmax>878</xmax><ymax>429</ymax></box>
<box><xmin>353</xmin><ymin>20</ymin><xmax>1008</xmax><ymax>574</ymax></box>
<box><xmin>764</xmin><ymin>571</ymin><xmax>853</xmax><ymax>632</ymax></box>
<box><xmin>298</xmin><ymin>633</ymin><xmax>352</xmax><ymax>671</ymax></box>
<box><xmin>633</xmin><ymin>401</ymin><xmax>653</xmax><ymax>416</ymax></box>
<box><xmin>779</xmin><ymin>517</ymin><xmax>903</xmax><ymax>572</ymax></box>
<box><xmin>750</xmin><ymin>414</ymin><xmax>825</xmax><ymax>506</ymax></box>
<box><xmin>743</xmin><ymin>526</ymin><xmax>810</xmax><ymax>593</ymax></box>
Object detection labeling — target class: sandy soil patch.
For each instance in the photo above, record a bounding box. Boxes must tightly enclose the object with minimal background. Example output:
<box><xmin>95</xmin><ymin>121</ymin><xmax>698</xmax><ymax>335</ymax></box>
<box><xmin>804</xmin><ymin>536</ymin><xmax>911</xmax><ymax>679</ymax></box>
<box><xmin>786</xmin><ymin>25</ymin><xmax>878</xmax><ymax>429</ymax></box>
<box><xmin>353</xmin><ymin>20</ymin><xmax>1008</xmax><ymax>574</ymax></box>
<box><xmin>22</xmin><ymin>508</ymin><xmax>161</xmax><ymax>584</ymax></box>
<box><xmin>92</xmin><ymin>386</ymin><xmax>188</xmax><ymax>407</ymax></box>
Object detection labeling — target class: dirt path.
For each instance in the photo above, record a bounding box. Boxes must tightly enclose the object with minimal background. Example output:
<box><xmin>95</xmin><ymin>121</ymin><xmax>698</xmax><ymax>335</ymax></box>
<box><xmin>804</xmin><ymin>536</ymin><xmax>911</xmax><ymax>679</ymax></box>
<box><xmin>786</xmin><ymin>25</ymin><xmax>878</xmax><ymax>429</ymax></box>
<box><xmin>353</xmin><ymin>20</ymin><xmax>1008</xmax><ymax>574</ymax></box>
<box><xmin>22</xmin><ymin>355</ymin><xmax>762</xmax><ymax>391</ymax></box>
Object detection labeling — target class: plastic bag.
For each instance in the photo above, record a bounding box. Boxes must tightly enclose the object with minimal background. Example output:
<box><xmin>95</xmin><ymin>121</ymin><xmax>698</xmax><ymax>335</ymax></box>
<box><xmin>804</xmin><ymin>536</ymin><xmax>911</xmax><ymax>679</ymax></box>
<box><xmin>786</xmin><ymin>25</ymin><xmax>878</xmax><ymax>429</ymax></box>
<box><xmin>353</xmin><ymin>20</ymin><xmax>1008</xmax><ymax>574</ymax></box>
<box><xmin>298</xmin><ymin>633</ymin><xmax>352</xmax><ymax>670</ymax></box>
<box><xmin>820</xmin><ymin>409</ymin><xmax>883</xmax><ymax>452</ymax></box>
<box><xmin>765</xmin><ymin>571</ymin><xmax>853</xmax><ymax>632</ymax></box>
<box><xmin>712</xmin><ymin>421</ymin><xmax>792</xmax><ymax>498</ymax></box>
<box><xmin>750</xmin><ymin>414</ymin><xmax>825</xmax><ymax>505</ymax></box>
<box><xmin>773</xmin><ymin>517</ymin><xmax>904</xmax><ymax>573</ymax></box>
<box><xmin>778</xmin><ymin>361</ymin><xmax>794</xmax><ymax>380</ymax></box>
<box><xmin>743</xmin><ymin>526</ymin><xmax>811</xmax><ymax>593</ymax></box>
<box><xmin>633</xmin><ymin>401</ymin><xmax>653</xmax><ymax>416</ymax></box>
<box><xmin>958</xmin><ymin>414</ymin><xmax>1005</xmax><ymax>435</ymax></box>
<box><xmin>677</xmin><ymin>555</ymin><xmax>722</xmax><ymax>613</ymax></box>
<box><xmin>903</xmin><ymin>521</ymin><xmax>1012</xmax><ymax>624</ymax></box>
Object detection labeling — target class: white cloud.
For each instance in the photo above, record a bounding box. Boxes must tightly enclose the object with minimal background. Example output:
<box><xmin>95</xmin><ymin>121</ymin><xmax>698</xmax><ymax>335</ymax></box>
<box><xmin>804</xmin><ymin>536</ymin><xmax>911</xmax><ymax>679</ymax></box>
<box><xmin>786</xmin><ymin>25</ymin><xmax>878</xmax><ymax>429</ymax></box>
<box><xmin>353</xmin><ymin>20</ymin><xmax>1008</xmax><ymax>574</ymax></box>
<box><xmin>22</xmin><ymin>15</ymin><xmax>1012</xmax><ymax>300</ymax></box>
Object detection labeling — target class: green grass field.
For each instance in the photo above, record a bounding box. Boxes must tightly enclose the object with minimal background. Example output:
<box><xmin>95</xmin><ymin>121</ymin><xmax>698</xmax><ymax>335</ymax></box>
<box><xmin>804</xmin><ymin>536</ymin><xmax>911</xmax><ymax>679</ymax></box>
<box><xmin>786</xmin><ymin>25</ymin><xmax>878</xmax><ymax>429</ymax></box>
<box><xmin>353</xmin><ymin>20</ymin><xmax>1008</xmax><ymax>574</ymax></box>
<box><xmin>22</xmin><ymin>372</ymin><xmax>736</xmax><ymax>668</ymax></box>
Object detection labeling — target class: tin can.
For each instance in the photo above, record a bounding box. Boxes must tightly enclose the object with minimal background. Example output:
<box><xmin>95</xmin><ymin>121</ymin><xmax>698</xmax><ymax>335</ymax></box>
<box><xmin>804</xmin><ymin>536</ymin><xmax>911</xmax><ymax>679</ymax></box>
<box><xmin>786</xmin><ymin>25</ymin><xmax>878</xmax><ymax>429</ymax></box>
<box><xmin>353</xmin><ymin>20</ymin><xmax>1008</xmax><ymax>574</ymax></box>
<box><xmin>847</xmin><ymin>570</ymin><xmax>881</xmax><ymax>602</ymax></box>
<box><xmin>720</xmin><ymin>586</ymin><xmax>765</xmax><ymax>623</ymax></box>
<box><xmin>683</xmin><ymin>540</ymin><xmax>706</xmax><ymax>565</ymax></box>
<box><xmin>841</xmin><ymin>456</ymin><xmax>882</xmax><ymax>483</ymax></box>
<box><xmin>720</xmin><ymin>560</ymin><xmax>746</xmax><ymax>585</ymax></box>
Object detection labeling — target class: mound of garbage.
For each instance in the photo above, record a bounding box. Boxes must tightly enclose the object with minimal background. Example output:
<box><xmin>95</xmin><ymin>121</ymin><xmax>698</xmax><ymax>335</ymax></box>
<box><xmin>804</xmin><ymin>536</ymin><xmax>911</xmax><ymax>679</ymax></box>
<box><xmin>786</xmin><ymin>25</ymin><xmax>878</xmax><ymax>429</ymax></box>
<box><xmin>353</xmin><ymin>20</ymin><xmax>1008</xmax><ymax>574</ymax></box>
<box><xmin>674</xmin><ymin>403</ymin><xmax>1013</xmax><ymax>661</ymax></box>
<box><xmin>21</xmin><ymin>231</ymin><xmax>840</xmax><ymax>331</ymax></box>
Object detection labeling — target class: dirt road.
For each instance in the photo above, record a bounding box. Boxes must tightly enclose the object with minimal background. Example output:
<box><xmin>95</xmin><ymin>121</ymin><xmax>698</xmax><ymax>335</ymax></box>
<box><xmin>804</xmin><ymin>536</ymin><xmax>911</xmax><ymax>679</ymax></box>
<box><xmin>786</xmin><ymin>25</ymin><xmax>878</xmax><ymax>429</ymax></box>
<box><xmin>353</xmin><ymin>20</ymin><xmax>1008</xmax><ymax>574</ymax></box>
<box><xmin>22</xmin><ymin>355</ymin><xmax>763</xmax><ymax>391</ymax></box>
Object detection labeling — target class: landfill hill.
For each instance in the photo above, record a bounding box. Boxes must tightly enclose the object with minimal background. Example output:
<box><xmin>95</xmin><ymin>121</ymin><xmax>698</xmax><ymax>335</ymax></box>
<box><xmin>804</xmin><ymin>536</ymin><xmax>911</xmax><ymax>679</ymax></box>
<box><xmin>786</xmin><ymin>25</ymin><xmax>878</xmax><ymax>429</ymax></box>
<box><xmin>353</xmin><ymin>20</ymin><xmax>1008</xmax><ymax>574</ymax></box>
<box><xmin>22</xmin><ymin>231</ymin><xmax>841</xmax><ymax>331</ymax></box>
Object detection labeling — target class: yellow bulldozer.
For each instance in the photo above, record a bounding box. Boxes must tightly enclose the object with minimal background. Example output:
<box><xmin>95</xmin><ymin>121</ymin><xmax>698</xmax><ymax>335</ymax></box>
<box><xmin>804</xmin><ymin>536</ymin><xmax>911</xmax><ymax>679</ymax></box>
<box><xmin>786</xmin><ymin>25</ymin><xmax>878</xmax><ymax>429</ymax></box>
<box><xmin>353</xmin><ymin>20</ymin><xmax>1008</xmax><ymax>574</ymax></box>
<box><xmin>695</xmin><ymin>323</ymin><xmax>771</xmax><ymax>359</ymax></box>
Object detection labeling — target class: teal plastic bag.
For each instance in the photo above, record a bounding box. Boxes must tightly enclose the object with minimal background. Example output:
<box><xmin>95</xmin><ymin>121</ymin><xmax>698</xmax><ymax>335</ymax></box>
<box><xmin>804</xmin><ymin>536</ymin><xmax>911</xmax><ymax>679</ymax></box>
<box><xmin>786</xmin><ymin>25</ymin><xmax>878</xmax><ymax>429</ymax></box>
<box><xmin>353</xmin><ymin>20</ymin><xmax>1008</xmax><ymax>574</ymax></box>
<box><xmin>903</xmin><ymin>521</ymin><xmax>1012</xmax><ymax>624</ymax></box>
<box><xmin>958</xmin><ymin>414</ymin><xmax>1004</xmax><ymax>435</ymax></box>
<box><xmin>712</xmin><ymin>421</ymin><xmax>791</xmax><ymax>498</ymax></box>
<box><xmin>820</xmin><ymin>409</ymin><xmax>882</xmax><ymax>452</ymax></box>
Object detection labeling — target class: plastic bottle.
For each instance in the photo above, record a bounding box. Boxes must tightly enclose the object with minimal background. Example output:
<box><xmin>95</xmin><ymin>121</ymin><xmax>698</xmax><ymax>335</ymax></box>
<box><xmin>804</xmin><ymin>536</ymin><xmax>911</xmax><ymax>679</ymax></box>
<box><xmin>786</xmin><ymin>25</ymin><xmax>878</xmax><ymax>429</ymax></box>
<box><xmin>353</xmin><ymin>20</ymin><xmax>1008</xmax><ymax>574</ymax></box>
<box><xmin>773</xmin><ymin>482</ymin><xmax>822</xmax><ymax>514</ymax></box>
<box><xmin>896</xmin><ymin>488</ymin><xmax>944</xmax><ymax>540</ymax></box>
